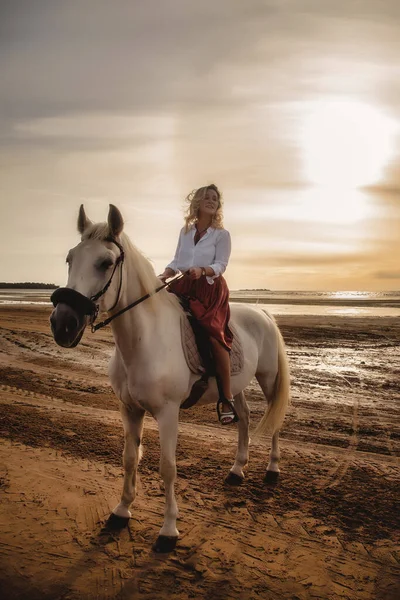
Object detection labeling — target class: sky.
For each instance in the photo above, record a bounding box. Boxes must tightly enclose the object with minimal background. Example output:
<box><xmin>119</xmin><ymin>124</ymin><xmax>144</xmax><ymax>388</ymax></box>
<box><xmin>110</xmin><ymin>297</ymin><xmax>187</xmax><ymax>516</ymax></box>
<box><xmin>1</xmin><ymin>0</ymin><xmax>399</xmax><ymax>290</ymax></box>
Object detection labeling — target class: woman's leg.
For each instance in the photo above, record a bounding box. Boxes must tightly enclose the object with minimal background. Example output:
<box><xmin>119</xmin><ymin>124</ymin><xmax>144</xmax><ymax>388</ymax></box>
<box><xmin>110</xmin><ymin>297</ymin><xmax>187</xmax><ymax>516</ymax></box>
<box><xmin>210</xmin><ymin>337</ymin><xmax>233</xmax><ymax>413</ymax></box>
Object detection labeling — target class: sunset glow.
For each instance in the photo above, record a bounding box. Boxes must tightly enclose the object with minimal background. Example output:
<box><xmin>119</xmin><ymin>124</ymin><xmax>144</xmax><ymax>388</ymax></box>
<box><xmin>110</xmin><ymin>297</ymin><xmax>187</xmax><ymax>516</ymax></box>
<box><xmin>300</xmin><ymin>100</ymin><xmax>397</xmax><ymax>188</ymax></box>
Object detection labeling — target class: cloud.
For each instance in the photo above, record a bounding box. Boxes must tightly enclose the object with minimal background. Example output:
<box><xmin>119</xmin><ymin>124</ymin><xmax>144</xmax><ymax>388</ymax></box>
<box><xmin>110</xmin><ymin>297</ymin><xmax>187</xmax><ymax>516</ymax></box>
<box><xmin>2</xmin><ymin>0</ymin><xmax>399</xmax><ymax>185</ymax></box>
<box><xmin>2</xmin><ymin>0</ymin><xmax>400</xmax><ymax>121</ymax></box>
<box><xmin>373</xmin><ymin>270</ymin><xmax>400</xmax><ymax>280</ymax></box>
<box><xmin>232</xmin><ymin>250</ymin><xmax>369</xmax><ymax>268</ymax></box>
<box><xmin>1</xmin><ymin>0</ymin><xmax>400</xmax><ymax>179</ymax></box>
<box><xmin>0</xmin><ymin>1</ymin><xmax>275</xmax><ymax>119</ymax></box>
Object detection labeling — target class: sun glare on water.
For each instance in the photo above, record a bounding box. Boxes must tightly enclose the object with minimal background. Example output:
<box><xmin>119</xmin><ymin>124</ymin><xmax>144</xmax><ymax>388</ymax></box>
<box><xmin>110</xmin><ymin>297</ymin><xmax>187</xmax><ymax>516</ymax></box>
<box><xmin>300</xmin><ymin>99</ymin><xmax>397</xmax><ymax>188</ymax></box>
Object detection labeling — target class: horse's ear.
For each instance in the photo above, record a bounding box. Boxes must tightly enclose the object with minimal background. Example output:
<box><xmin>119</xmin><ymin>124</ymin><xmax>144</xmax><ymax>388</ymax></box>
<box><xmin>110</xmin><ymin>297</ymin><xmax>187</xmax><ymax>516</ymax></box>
<box><xmin>108</xmin><ymin>204</ymin><xmax>124</xmax><ymax>238</ymax></box>
<box><xmin>77</xmin><ymin>204</ymin><xmax>92</xmax><ymax>234</ymax></box>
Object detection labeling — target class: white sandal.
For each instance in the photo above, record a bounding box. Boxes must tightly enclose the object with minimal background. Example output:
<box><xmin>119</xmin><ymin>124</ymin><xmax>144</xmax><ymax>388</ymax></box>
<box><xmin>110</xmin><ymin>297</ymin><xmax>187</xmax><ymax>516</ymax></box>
<box><xmin>217</xmin><ymin>397</ymin><xmax>239</xmax><ymax>425</ymax></box>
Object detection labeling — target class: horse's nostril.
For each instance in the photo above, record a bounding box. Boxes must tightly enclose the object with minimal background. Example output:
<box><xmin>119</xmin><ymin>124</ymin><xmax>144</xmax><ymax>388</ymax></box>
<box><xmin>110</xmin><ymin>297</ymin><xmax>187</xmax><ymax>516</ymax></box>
<box><xmin>50</xmin><ymin>312</ymin><xmax>57</xmax><ymax>332</ymax></box>
<box><xmin>50</xmin><ymin>303</ymin><xmax>85</xmax><ymax>348</ymax></box>
<box><xmin>65</xmin><ymin>315</ymin><xmax>78</xmax><ymax>333</ymax></box>
<box><xmin>51</xmin><ymin>306</ymin><xmax>79</xmax><ymax>339</ymax></box>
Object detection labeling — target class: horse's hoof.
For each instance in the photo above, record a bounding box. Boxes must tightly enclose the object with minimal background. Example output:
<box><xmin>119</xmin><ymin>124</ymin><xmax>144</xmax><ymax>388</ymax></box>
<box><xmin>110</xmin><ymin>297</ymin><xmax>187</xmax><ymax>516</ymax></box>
<box><xmin>264</xmin><ymin>470</ymin><xmax>279</xmax><ymax>485</ymax></box>
<box><xmin>224</xmin><ymin>472</ymin><xmax>244</xmax><ymax>486</ymax></box>
<box><xmin>152</xmin><ymin>535</ymin><xmax>178</xmax><ymax>553</ymax></box>
<box><xmin>105</xmin><ymin>513</ymin><xmax>130</xmax><ymax>531</ymax></box>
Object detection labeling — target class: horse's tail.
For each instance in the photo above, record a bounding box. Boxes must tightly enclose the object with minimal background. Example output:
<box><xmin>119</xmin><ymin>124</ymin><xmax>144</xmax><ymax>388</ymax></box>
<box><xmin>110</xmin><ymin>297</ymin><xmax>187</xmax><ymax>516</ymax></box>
<box><xmin>253</xmin><ymin>314</ymin><xmax>290</xmax><ymax>438</ymax></box>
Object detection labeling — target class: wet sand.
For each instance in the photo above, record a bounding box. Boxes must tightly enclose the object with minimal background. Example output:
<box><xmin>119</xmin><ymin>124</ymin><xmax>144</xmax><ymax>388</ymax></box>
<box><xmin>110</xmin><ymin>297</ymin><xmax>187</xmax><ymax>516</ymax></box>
<box><xmin>0</xmin><ymin>305</ymin><xmax>399</xmax><ymax>599</ymax></box>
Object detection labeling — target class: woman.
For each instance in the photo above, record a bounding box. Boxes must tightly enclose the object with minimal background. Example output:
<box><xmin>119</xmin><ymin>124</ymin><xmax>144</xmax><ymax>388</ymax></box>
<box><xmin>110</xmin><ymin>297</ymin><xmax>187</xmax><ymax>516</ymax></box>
<box><xmin>159</xmin><ymin>184</ymin><xmax>238</xmax><ymax>425</ymax></box>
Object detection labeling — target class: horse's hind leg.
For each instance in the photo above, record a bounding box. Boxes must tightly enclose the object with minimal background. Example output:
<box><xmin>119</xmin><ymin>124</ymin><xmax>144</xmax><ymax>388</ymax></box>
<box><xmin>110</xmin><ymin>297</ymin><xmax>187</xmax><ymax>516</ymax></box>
<box><xmin>265</xmin><ymin>431</ymin><xmax>280</xmax><ymax>483</ymax></box>
<box><xmin>153</xmin><ymin>404</ymin><xmax>180</xmax><ymax>553</ymax></box>
<box><xmin>225</xmin><ymin>391</ymin><xmax>250</xmax><ymax>486</ymax></box>
<box><xmin>256</xmin><ymin>372</ymin><xmax>281</xmax><ymax>483</ymax></box>
<box><xmin>111</xmin><ymin>403</ymin><xmax>145</xmax><ymax>523</ymax></box>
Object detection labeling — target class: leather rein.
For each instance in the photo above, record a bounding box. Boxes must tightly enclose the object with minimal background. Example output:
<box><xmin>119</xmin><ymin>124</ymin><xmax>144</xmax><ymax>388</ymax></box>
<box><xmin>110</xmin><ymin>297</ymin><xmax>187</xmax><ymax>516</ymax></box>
<box><xmin>50</xmin><ymin>237</ymin><xmax>184</xmax><ymax>333</ymax></box>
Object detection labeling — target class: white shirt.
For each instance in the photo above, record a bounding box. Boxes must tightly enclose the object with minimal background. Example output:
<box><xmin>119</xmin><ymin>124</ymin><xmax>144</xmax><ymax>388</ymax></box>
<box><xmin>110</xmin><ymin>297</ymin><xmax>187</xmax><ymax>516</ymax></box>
<box><xmin>166</xmin><ymin>226</ymin><xmax>231</xmax><ymax>284</ymax></box>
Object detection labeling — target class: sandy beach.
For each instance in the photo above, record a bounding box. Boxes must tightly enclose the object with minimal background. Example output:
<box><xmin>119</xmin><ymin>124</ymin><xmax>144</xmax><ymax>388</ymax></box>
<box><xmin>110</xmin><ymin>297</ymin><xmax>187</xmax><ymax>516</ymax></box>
<box><xmin>0</xmin><ymin>304</ymin><xmax>399</xmax><ymax>599</ymax></box>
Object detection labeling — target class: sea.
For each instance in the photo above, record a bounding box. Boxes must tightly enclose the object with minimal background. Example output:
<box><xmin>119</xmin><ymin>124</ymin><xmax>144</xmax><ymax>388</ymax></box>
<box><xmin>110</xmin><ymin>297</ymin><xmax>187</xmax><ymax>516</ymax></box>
<box><xmin>1</xmin><ymin>288</ymin><xmax>400</xmax><ymax>317</ymax></box>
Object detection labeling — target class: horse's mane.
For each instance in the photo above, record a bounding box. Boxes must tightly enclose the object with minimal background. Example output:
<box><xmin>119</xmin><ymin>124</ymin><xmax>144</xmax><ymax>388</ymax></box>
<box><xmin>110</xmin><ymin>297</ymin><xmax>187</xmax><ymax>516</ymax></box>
<box><xmin>82</xmin><ymin>223</ymin><xmax>181</xmax><ymax>313</ymax></box>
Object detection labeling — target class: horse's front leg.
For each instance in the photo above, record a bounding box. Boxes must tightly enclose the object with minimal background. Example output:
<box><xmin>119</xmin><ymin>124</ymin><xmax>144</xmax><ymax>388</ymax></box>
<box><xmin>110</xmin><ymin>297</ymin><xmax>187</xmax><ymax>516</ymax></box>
<box><xmin>110</xmin><ymin>403</ymin><xmax>145</xmax><ymax>524</ymax></box>
<box><xmin>153</xmin><ymin>403</ymin><xmax>180</xmax><ymax>553</ymax></box>
<box><xmin>225</xmin><ymin>391</ymin><xmax>250</xmax><ymax>486</ymax></box>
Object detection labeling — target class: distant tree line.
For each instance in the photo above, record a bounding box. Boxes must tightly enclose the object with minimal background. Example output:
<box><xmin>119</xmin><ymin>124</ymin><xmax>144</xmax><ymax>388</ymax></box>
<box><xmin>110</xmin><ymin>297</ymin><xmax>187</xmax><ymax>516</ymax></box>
<box><xmin>0</xmin><ymin>282</ymin><xmax>58</xmax><ymax>289</ymax></box>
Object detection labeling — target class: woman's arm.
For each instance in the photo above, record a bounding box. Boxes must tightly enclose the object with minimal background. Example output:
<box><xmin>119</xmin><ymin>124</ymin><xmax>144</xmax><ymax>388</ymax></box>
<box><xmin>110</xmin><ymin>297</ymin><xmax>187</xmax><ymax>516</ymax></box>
<box><xmin>159</xmin><ymin>229</ymin><xmax>183</xmax><ymax>280</ymax></box>
<box><xmin>209</xmin><ymin>230</ymin><xmax>231</xmax><ymax>277</ymax></box>
<box><xmin>188</xmin><ymin>230</ymin><xmax>231</xmax><ymax>280</ymax></box>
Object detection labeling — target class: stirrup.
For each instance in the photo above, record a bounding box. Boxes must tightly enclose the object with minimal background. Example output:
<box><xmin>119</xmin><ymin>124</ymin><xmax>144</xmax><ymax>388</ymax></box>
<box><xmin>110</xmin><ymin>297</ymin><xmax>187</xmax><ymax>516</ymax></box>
<box><xmin>216</xmin><ymin>397</ymin><xmax>239</xmax><ymax>425</ymax></box>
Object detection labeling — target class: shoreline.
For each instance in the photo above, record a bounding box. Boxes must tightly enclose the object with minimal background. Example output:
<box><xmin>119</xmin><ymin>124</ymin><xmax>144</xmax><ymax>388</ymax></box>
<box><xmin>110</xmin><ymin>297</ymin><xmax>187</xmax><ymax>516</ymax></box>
<box><xmin>1</xmin><ymin>298</ymin><xmax>400</xmax><ymax>320</ymax></box>
<box><xmin>1</xmin><ymin>302</ymin><xmax>400</xmax><ymax>331</ymax></box>
<box><xmin>231</xmin><ymin>296</ymin><xmax>400</xmax><ymax>307</ymax></box>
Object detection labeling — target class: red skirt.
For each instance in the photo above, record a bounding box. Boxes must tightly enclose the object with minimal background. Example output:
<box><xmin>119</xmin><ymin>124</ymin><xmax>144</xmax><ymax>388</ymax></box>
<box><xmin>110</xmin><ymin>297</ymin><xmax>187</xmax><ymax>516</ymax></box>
<box><xmin>169</xmin><ymin>275</ymin><xmax>233</xmax><ymax>351</ymax></box>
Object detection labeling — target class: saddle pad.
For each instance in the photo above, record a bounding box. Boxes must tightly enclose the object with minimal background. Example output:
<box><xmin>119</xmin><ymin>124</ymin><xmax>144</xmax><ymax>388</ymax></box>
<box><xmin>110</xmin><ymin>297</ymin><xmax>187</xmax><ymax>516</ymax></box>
<box><xmin>181</xmin><ymin>315</ymin><xmax>244</xmax><ymax>375</ymax></box>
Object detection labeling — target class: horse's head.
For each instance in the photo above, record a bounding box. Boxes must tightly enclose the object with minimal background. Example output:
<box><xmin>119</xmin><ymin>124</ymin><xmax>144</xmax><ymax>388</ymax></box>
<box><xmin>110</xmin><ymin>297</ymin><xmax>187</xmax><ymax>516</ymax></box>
<box><xmin>50</xmin><ymin>204</ymin><xmax>124</xmax><ymax>347</ymax></box>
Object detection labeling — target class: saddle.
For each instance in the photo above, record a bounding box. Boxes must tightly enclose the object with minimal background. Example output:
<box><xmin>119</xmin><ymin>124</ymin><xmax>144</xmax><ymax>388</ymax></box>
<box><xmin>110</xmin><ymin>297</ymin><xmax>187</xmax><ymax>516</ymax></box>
<box><xmin>180</xmin><ymin>310</ymin><xmax>244</xmax><ymax>409</ymax></box>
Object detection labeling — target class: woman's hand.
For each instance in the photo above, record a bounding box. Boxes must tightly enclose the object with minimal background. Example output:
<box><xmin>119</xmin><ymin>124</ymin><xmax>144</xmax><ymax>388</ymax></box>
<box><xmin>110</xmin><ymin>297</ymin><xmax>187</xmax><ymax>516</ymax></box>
<box><xmin>158</xmin><ymin>268</ymin><xmax>176</xmax><ymax>282</ymax></box>
<box><xmin>187</xmin><ymin>267</ymin><xmax>203</xmax><ymax>280</ymax></box>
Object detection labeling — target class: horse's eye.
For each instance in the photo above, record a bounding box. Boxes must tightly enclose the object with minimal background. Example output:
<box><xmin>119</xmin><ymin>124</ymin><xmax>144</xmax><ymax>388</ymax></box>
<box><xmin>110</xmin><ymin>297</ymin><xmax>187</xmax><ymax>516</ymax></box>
<box><xmin>99</xmin><ymin>259</ymin><xmax>113</xmax><ymax>271</ymax></box>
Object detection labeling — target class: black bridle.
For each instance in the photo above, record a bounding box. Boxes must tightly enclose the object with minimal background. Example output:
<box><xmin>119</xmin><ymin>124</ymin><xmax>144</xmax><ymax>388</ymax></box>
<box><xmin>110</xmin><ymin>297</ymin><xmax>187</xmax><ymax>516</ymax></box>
<box><xmin>51</xmin><ymin>237</ymin><xmax>184</xmax><ymax>333</ymax></box>
<box><xmin>51</xmin><ymin>237</ymin><xmax>124</xmax><ymax>324</ymax></box>
<box><xmin>91</xmin><ymin>237</ymin><xmax>125</xmax><ymax>309</ymax></box>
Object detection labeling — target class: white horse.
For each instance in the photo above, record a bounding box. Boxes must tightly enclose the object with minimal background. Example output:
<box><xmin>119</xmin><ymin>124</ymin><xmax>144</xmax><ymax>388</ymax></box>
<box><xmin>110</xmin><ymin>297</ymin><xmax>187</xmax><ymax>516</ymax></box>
<box><xmin>50</xmin><ymin>205</ymin><xmax>290</xmax><ymax>552</ymax></box>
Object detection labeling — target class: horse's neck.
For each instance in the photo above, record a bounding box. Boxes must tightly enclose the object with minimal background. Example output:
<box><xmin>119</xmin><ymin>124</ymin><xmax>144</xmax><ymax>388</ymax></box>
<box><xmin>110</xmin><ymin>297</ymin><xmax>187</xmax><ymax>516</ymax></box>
<box><xmin>110</xmin><ymin>274</ymin><xmax>181</xmax><ymax>361</ymax></box>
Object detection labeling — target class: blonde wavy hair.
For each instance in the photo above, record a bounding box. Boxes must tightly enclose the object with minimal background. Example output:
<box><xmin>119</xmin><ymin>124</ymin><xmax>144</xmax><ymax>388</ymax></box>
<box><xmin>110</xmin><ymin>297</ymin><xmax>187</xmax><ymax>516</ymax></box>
<box><xmin>183</xmin><ymin>184</ymin><xmax>224</xmax><ymax>232</ymax></box>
